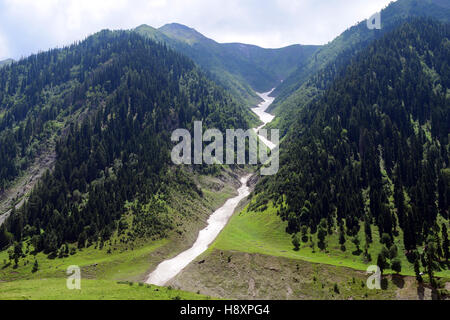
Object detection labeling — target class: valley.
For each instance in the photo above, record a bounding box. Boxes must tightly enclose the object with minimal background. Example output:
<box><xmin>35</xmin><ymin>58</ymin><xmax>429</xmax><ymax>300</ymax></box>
<box><xmin>146</xmin><ymin>89</ymin><xmax>278</xmax><ymax>287</ymax></box>
<box><xmin>146</xmin><ymin>174</ymin><xmax>252</xmax><ymax>286</ymax></box>
<box><xmin>0</xmin><ymin>0</ymin><xmax>449</xmax><ymax>303</ymax></box>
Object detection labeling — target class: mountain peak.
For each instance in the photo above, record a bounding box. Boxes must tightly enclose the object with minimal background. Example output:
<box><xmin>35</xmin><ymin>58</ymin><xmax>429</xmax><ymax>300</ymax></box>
<box><xmin>135</xmin><ymin>24</ymin><xmax>157</xmax><ymax>32</ymax></box>
<box><xmin>0</xmin><ymin>59</ymin><xmax>14</xmax><ymax>68</ymax></box>
<box><xmin>159</xmin><ymin>23</ymin><xmax>199</xmax><ymax>33</ymax></box>
<box><xmin>159</xmin><ymin>23</ymin><xmax>211</xmax><ymax>45</ymax></box>
<box><xmin>134</xmin><ymin>24</ymin><xmax>169</xmax><ymax>43</ymax></box>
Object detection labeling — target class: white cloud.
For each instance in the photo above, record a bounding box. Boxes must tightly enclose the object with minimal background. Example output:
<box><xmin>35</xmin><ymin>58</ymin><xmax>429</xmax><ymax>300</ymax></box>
<box><xmin>0</xmin><ymin>30</ymin><xmax>11</xmax><ymax>60</ymax></box>
<box><xmin>0</xmin><ymin>0</ymin><xmax>394</xmax><ymax>58</ymax></box>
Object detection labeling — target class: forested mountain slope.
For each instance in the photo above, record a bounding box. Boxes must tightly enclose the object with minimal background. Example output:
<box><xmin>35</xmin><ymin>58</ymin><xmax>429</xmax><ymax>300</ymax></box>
<box><xmin>269</xmin><ymin>0</ymin><xmax>450</xmax><ymax>135</ymax></box>
<box><xmin>0</xmin><ymin>30</ymin><xmax>254</xmax><ymax>254</ymax></box>
<box><xmin>135</xmin><ymin>23</ymin><xmax>320</xmax><ymax>106</ymax></box>
<box><xmin>253</xmin><ymin>19</ymin><xmax>450</xmax><ymax>280</ymax></box>
<box><xmin>0</xmin><ymin>59</ymin><xmax>13</xmax><ymax>68</ymax></box>
<box><xmin>221</xmin><ymin>42</ymin><xmax>318</xmax><ymax>87</ymax></box>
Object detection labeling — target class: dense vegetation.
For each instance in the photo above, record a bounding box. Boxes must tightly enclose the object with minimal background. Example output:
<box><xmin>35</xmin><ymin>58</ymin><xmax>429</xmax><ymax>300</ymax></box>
<box><xmin>0</xmin><ymin>0</ymin><xmax>449</xmax><ymax>297</ymax></box>
<box><xmin>269</xmin><ymin>0</ymin><xmax>450</xmax><ymax>136</ymax></box>
<box><xmin>254</xmin><ymin>19</ymin><xmax>450</xmax><ymax>284</ymax></box>
<box><xmin>0</xmin><ymin>59</ymin><xmax>13</xmax><ymax>68</ymax></box>
<box><xmin>0</xmin><ymin>30</ymin><xmax>254</xmax><ymax>255</ymax></box>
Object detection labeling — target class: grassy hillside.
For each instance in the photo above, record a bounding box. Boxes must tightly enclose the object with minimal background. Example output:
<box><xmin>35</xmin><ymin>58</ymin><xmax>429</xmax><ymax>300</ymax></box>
<box><xmin>0</xmin><ymin>236</ymin><xmax>207</xmax><ymax>300</ymax></box>
<box><xmin>166</xmin><ymin>197</ymin><xmax>448</xmax><ymax>300</ymax></box>
<box><xmin>243</xmin><ymin>19</ymin><xmax>450</xmax><ymax>297</ymax></box>
<box><xmin>0</xmin><ymin>29</ymin><xmax>258</xmax><ymax>259</ymax></box>
<box><xmin>211</xmin><ymin>203</ymin><xmax>450</xmax><ymax>279</ymax></box>
<box><xmin>170</xmin><ymin>249</ymin><xmax>412</xmax><ymax>300</ymax></box>
<box><xmin>269</xmin><ymin>0</ymin><xmax>450</xmax><ymax>134</ymax></box>
<box><xmin>0</xmin><ymin>279</ymin><xmax>210</xmax><ymax>300</ymax></box>
<box><xmin>0</xmin><ymin>169</ymin><xmax>242</xmax><ymax>299</ymax></box>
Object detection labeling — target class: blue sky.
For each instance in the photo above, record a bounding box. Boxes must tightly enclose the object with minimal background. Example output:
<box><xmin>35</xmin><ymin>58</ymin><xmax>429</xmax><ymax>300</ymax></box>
<box><xmin>0</xmin><ymin>0</ymin><xmax>393</xmax><ymax>60</ymax></box>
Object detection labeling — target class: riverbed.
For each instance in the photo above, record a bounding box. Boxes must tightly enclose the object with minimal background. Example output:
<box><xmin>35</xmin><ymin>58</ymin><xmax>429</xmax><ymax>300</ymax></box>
<box><xmin>146</xmin><ymin>90</ymin><xmax>276</xmax><ymax>286</ymax></box>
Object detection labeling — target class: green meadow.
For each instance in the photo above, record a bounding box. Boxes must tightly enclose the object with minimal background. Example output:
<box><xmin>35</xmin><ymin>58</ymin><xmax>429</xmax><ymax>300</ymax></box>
<box><xmin>0</xmin><ymin>279</ymin><xmax>210</xmax><ymax>300</ymax></box>
<box><xmin>0</xmin><ymin>238</ymin><xmax>213</xmax><ymax>300</ymax></box>
<box><xmin>210</xmin><ymin>202</ymin><xmax>450</xmax><ymax>279</ymax></box>
<box><xmin>0</xmin><ymin>170</ymin><xmax>241</xmax><ymax>300</ymax></box>
<box><xmin>0</xmin><ymin>239</ymin><xmax>168</xmax><ymax>282</ymax></box>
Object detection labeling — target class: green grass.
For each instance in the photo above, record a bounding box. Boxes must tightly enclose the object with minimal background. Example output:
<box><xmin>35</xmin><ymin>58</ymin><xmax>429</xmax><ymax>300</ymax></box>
<box><xmin>0</xmin><ymin>239</ymin><xmax>168</xmax><ymax>282</ymax></box>
<box><xmin>173</xmin><ymin>249</ymin><xmax>402</xmax><ymax>300</ymax></box>
<box><xmin>211</xmin><ymin>202</ymin><xmax>450</xmax><ymax>278</ymax></box>
<box><xmin>0</xmin><ymin>279</ymin><xmax>210</xmax><ymax>300</ymax></box>
<box><xmin>0</xmin><ymin>239</ymin><xmax>215</xmax><ymax>300</ymax></box>
<box><xmin>0</xmin><ymin>169</ymin><xmax>243</xmax><ymax>300</ymax></box>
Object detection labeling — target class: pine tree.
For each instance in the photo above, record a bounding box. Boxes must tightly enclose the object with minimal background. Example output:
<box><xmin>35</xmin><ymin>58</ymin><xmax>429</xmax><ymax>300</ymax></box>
<box><xmin>391</xmin><ymin>259</ymin><xmax>402</xmax><ymax>274</ymax></box>
<box><xmin>364</xmin><ymin>216</ymin><xmax>372</xmax><ymax>244</ymax></box>
<box><xmin>317</xmin><ymin>219</ymin><xmax>327</xmax><ymax>251</ymax></box>
<box><xmin>377</xmin><ymin>253</ymin><xmax>387</xmax><ymax>274</ymax></box>
<box><xmin>13</xmin><ymin>242</ymin><xmax>22</xmax><ymax>268</ymax></box>
<box><xmin>414</xmin><ymin>258</ymin><xmax>423</xmax><ymax>283</ymax></box>
<box><xmin>339</xmin><ymin>222</ymin><xmax>346</xmax><ymax>251</ymax></box>
<box><xmin>394</xmin><ymin>179</ymin><xmax>406</xmax><ymax>229</ymax></box>
<box><xmin>77</xmin><ymin>232</ymin><xmax>86</xmax><ymax>249</ymax></box>
<box><xmin>0</xmin><ymin>224</ymin><xmax>12</xmax><ymax>250</ymax></box>
<box><xmin>424</xmin><ymin>236</ymin><xmax>438</xmax><ymax>288</ymax></box>
<box><xmin>389</xmin><ymin>244</ymin><xmax>398</xmax><ymax>260</ymax></box>
<box><xmin>300</xmin><ymin>225</ymin><xmax>309</xmax><ymax>243</ymax></box>
<box><xmin>32</xmin><ymin>259</ymin><xmax>39</xmax><ymax>273</ymax></box>
<box><xmin>352</xmin><ymin>235</ymin><xmax>361</xmax><ymax>255</ymax></box>
<box><xmin>292</xmin><ymin>234</ymin><xmax>300</xmax><ymax>251</ymax></box>
<box><xmin>442</xmin><ymin>224</ymin><xmax>449</xmax><ymax>262</ymax></box>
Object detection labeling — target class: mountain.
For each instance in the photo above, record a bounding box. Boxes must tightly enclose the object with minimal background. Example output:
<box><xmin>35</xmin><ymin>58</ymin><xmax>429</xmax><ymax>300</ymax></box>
<box><xmin>221</xmin><ymin>42</ymin><xmax>318</xmax><ymax>86</ymax></box>
<box><xmin>159</xmin><ymin>23</ymin><xmax>209</xmax><ymax>45</ymax></box>
<box><xmin>0</xmin><ymin>2</ymin><xmax>448</xmax><ymax>300</ymax></box>
<box><xmin>253</xmin><ymin>18</ymin><xmax>450</xmax><ymax>276</ymax></box>
<box><xmin>268</xmin><ymin>0</ymin><xmax>450</xmax><ymax>134</ymax></box>
<box><xmin>135</xmin><ymin>23</ymin><xmax>320</xmax><ymax>106</ymax></box>
<box><xmin>0</xmin><ymin>59</ymin><xmax>13</xmax><ymax>68</ymax></box>
<box><xmin>0</xmin><ymin>30</ymin><xmax>255</xmax><ymax>252</ymax></box>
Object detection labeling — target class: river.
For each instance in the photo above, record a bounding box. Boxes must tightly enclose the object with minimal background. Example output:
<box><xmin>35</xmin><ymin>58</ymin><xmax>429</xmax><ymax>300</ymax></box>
<box><xmin>252</xmin><ymin>90</ymin><xmax>276</xmax><ymax>150</ymax></box>
<box><xmin>146</xmin><ymin>89</ymin><xmax>276</xmax><ymax>286</ymax></box>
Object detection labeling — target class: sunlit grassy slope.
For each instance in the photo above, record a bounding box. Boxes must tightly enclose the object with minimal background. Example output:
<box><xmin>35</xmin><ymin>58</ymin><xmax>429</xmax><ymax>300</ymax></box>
<box><xmin>0</xmin><ymin>239</ymin><xmax>213</xmax><ymax>300</ymax></box>
<box><xmin>0</xmin><ymin>170</ymin><xmax>240</xmax><ymax>300</ymax></box>
<box><xmin>211</xmin><ymin>203</ymin><xmax>450</xmax><ymax>278</ymax></box>
<box><xmin>0</xmin><ymin>279</ymin><xmax>209</xmax><ymax>300</ymax></box>
<box><xmin>0</xmin><ymin>239</ymin><xmax>167</xmax><ymax>282</ymax></box>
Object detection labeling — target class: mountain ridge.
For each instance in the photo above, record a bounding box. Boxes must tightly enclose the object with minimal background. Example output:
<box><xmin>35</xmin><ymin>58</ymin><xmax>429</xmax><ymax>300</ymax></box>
<box><xmin>135</xmin><ymin>23</ymin><xmax>320</xmax><ymax>104</ymax></box>
<box><xmin>253</xmin><ymin>18</ymin><xmax>450</xmax><ymax>280</ymax></box>
<box><xmin>272</xmin><ymin>0</ymin><xmax>450</xmax><ymax>102</ymax></box>
<box><xmin>267</xmin><ymin>0</ymin><xmax>450</xmax><ymax>136</ymax></box>
<box><xmin>0</xmin><ymin>59</ymin><xmax>13</xmax><ymax>68</ymax></box>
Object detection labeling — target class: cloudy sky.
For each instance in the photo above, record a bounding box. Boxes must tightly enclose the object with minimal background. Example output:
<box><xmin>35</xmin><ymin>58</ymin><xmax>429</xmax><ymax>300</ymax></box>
<box><xmin>0</xmin><ymin>0</ymin><xmax>394</xmax><ymax>60</ymax></box>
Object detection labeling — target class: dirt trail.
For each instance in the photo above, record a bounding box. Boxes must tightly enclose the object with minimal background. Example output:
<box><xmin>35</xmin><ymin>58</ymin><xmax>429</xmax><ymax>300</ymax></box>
<box><xmin>0</xmin><ymin>147</ymin><xmax>56</xmax><ymax>226</ymax></box>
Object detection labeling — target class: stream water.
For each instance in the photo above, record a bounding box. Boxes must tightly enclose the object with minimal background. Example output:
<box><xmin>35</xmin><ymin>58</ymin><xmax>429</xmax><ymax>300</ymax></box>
<box><xmin>146</xmin><ymin>90</ymin><xmax>276</xmax><ymax>286</ymax></box>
